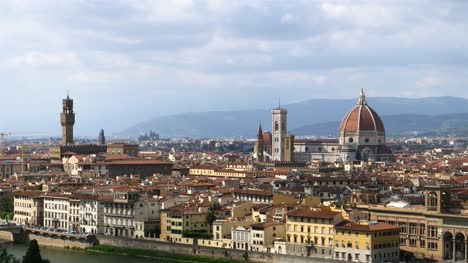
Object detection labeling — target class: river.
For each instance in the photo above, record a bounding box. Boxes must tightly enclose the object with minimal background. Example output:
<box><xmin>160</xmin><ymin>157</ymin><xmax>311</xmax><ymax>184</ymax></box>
<box><xmin>1</xmin><ymin>242</ymin><xmax>181</xmax><ymax>263</ymax></box>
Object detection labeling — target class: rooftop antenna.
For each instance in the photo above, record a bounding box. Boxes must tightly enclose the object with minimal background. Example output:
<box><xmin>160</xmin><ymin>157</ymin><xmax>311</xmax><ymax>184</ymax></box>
<box><xmin>278</xmin><ymin>98</ymin><xmax>281</xmax><ymax>109</ymax></box>
<box><xmin>67</xmin><ymin>89</ymin><xmax>70</xmax><ymax>99</ymax></box>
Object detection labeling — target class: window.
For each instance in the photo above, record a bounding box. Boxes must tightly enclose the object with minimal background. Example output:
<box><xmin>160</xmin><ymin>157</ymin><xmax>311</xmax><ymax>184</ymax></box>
<box><xmin>400</xmin><ymin>238</ymin><xmax>406</xmax><ymax>246</ymax></box>
<box><xmin>409</xmin><ymin>238</ymin><xmax>417</xmax><ymax>247</ymax></box>
<box><xmin>428</xmin><ymin>241</ymin><xmax>438</xmax><ymax>250</ymax></box>
<box><xmin>348</xmin><ymin>138</ymin><xmax>353</xmax><ymax>143</ymax></box>
<box><xmin>428</xmin><ymin>226</ymin><xmax>438</xmax><ymax>238</ymax></box>
<box><xmin>419</xmin><ymin>224</ymin><xmax>426</xmax><ymax>236</ymax></box>
<box><xmin>420</xmin><ymin>239</ymin><xmax>425</xmax><ymax>248</ymax></box>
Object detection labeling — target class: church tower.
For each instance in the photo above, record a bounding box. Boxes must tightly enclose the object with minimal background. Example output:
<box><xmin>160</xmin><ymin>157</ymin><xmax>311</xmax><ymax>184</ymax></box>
<box><xmin>255</xmin><ymin>123</ymin><xmax>264</xmax><ymax>162</ymax></box>
<box><xmin>98</xmin><ymin>129</ymin><xmax>106</xmax><ymax>145</ymax></box>
<box><xmin>60</xmin><ymin>94</ymin><xmax>75</xmax><ymax>146</ymax></box>
<box><xmin>272</xmin><ymin>106</ymin><xmax>287</xmax><ymax>161</ymax></box>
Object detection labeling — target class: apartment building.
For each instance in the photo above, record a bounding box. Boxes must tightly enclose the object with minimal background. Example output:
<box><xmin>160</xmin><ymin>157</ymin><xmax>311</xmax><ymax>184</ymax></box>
<box><xmin>13</xmin><ymin>192</ymin><xmax>43</xmax><ymax>226</ymax></box>
<box><xmin>285</xmin><ymin>208</ymin><xmax>344</xmax><ymax>259</ymax></box>
<box><xmin>43</xmin><ymin>195</ymin><xmax>70</xmax><ymax>231</ymax></box>
<box><xmin>102</xmin><ymin>188</ymin><xmax>139</xmax><ymax>237</ymax></box>
<box><xmin>250</xmin><ymin>221</ymin><xmax>286</xmax><ymax>253</ymax></box>
<box><xmin>160</xmin><ymin>207</ymin><xmax>210</xmax><ymax>242</ymax></box>
<box><xmin>79</xmin><ymin>195</ymin><xmax>104</xmax><ymax>234</ymax></box>
<box><xmin>334</xmin><ymin>221</ymin><xmax>400</xmax><ymax>262</ymax></box>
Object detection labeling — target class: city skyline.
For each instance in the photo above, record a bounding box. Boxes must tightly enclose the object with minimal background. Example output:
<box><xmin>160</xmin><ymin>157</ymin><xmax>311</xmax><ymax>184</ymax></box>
<box><xmin>0</xmin><ymin>0</ymin><xmax>467</xmax><ymax>135</ymax></box>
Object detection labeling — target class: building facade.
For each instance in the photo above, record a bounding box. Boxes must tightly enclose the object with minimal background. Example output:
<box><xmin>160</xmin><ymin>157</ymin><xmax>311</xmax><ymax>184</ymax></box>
<box><xmin>285</xmin><ymin>208</ymin><xmax>344</xmax><ymax>259</ymax></box>
<box><xmin>357</xmin><ymin>185</ymin><xmax>468</xmax><ymax>261</ymax></box>
<box><xmin>334</xmin><ymin>221</ymin><xmax>400</xmax><ymax>263</ymax></box>
<box><xmin>13</xmin><ymin>192</ymin><xmax>43</xmax><ymax>226</ymax></box>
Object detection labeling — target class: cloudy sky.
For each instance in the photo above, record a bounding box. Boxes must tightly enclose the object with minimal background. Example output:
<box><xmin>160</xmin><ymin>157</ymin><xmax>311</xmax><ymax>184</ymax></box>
<box><xmin>0</xmin><ymin>0</ymin><xmax>467</xmax><ymax>136</ymax></box>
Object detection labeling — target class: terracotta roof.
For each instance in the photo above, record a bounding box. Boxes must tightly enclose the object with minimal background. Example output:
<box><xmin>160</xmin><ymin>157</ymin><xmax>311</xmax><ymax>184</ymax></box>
<box><xmin>286</xmin><ymin>209</ymin><xmax>339</xmax><ymax>219</ymax></box>
<box><xmin>335</xmin><ymin>221</ymin><xmax>400</xmax><ymax>232</ymax></box>
<box><xmin>234</xmin><ymin>189</ymin><xmax>273</xmax><ymax>197</ymax></box>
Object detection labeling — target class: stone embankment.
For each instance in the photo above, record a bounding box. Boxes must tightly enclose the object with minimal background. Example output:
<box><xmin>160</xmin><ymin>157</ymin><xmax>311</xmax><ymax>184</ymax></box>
<box><xmin>97</xmin><ymin>236</ymin><xmax>338</xmax><ymax>263</ymax></box>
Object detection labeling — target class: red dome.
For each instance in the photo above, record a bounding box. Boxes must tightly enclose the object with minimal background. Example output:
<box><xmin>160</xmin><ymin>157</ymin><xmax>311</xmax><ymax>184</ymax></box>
<box><xmin>263</xmin><ymin>132</ymin><xmax>272</xmax><ymax>145</ymax></box>
<box><xmin>340</xmin><ymin>89</ymin><xmax>385</xmax><ymax>133</ymax></box>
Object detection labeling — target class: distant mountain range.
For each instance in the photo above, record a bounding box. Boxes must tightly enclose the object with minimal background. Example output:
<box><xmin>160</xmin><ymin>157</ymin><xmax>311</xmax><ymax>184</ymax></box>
<box><xmin>292</xmin><ymin>113</ymin><xmax>468</xmax><ymax>137</ymax></box>
<box><xmin>120</xmin><ymin>96</ymin><xmax>468</xmax><ymax>138</ymax></box>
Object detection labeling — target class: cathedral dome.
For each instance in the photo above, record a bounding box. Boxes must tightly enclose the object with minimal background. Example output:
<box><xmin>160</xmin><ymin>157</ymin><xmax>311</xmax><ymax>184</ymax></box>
<box><xmin>263</xmin><ymin>132</ymin><xmax>272</xmax><ymax>146</ymax></box>
<box><xmin>340</xmin><ymin>89</ymin><xmax>385</xmax><ymax>134</ymax></box>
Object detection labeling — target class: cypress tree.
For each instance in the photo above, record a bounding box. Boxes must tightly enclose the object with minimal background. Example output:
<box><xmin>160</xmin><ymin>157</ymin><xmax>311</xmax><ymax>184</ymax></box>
<box><xmin>22</xmin><ymin>240</ymin><xmax>43</xmax><ymax>263</ymax></box>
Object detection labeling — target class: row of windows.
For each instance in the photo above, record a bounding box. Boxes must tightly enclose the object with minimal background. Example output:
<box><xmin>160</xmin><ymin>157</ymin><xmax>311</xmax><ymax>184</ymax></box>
<box><xmin>14</xmin><ymin>202</ymin><xmax>32</xmax><ymax>208</ymax></box>
<box><xmin>288</xmin><ymin>217</ymin><xmax>333</xmax><ymax>224</ymax></box>
<box><xmin>44</xmin><ymin>211</ymin><xmax>67</xmax><ymax>220</ymax></box>
<box><xmin>287</xmin><ymin>235</ymin><xmax>332</xmax><ymax>246</ymax></box>
<box><xmin>44</xmin><ymin>203</ymin><xmax>68</xmax><ymax>210</ymax></box>
<box><xmin>105</xmin><ymin>217</ymin><xmax>134</xmax><ymax>226</ymax></box>
<box><xmin>288</xmin><ymin>225</ymin><xmax>333</xmax><ymax>234</ymax></box>
<box><xmin>378</xmin><ymin>220</ymin><xmax>436</xmax><ymax>237</ymax></box>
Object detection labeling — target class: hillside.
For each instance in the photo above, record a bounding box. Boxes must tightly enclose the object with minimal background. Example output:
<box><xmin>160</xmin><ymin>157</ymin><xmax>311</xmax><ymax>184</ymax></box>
<box><xmin>120</xmin><ymin>96</ymin><xmax>468</xmax><ymax>138</ymax></box>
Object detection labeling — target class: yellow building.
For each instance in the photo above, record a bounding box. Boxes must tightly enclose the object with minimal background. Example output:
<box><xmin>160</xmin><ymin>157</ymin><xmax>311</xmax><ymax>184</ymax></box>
<box><xmin>334</xmin><ymin>221</ymin><xmax>400</xmax><ymax>262</ymax></box>
<box><xmin>285</xmin><ymin>208</ymin><xmax>344</xmax><ymax>259</ymax></box>
<box><xmin>160</xmin><ymin>208</ymin><xmax>210</xmax><ymax>242</ymax></box>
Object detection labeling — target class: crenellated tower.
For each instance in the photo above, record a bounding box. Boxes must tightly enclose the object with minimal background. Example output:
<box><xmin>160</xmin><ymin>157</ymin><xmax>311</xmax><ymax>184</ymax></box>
<box><xmin>60</xmin><ymin>94</ymin><xmax>75</xmax><ymax>146</ymax></box>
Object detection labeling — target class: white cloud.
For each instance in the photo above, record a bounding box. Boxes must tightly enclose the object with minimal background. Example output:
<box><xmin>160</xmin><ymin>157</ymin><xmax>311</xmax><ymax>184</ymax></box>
<box><xmin>66</xmin><ymin>70</ymin><xmax>119</xmax><ymax>84</ymax></box>
<box><xmin>416</xmin><ymin>76</ymin><xmax>443</xmax><ymax>88</ymax></box>
<box><xmin>10</xmin><ymin>52</ymin><xmax>79</xmax><ymax>67</ymax></box>
<box><xmin>127</xmin><ymin>0</ymin><xmax>199</xmax><ymax>23</ymax></box>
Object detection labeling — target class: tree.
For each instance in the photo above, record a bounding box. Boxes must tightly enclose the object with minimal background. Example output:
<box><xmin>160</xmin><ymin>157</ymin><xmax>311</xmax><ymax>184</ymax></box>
<box><xmin>22</xmin><ymin>240</ymin><xmax>49</xmax><ymax>263</ymax></box>
<box><xmin>206</xmin><ymin>210</ymin><xmax>217</xmax><ymax>232</ymax></box>
<box><xmin>0</xmin><ymin>247</ymin><xmax>20</xmax><ymax>263</ymax></box>
<box><xmin>0</xmin><ymin>194</ymin><xmax>13</xmax><ymax>213</ymax></box>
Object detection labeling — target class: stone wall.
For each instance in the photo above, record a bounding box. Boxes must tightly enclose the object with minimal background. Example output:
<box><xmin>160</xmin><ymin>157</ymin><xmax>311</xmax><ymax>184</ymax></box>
<box><xmin>0</xmin><ymin>231</ymin><xmax>14</xmax><ymax>242</ymax></box>
<box><xmin>28</xmin><ymin>234</ymin><xmax>93</xmax><ymax>249</ymax></box>
<box><xmin>97</xmin><ymin>236</ymin><xmax>338</xmax><ymax>263</ymax></box>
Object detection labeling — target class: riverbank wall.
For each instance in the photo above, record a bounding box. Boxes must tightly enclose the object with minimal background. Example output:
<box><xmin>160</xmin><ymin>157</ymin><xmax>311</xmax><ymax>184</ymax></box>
<box><xmin>0</xmin><ymin>229</ymin><xmax>95</xmax><ymax>249</ymax></box>
<box><xmin>0</xmin><ymin>231</ymin><xmax>14</xmax><ymax>242</ymax></box>
<box><xmin>28</xmin><ymin>233</ymin><xmax>93</xmax><ymax>249</ymax></box>
<box><xmin>97</xmin><ymin>236</ymin><xmax>338</xmax><ymax>263</ymax></box>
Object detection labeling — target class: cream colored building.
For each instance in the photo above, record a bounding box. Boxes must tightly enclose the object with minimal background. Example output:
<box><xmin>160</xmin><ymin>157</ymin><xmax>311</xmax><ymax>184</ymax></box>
<box><xmin>43</xmin><ymin>195</ymin><xmax>70</xmax><ymax>231</ymax></box>
<box><xmin>102</xmin><ymin>189</ymin><xmax>139</xmax><ymax>237</ymax></box>
<box><xmin>13</xmin><ymin>192</ymin><xmax>43</xmax><ymax>226</ymax></box>
<box><xmin>250</xmin><ymin>221</ymin><xmax>286</xmax><ymax>253</ymax></box>
<box><xmin>79</xmin><ymin>196</ymin><xmax>104</xmax><ymax>234</ymax></box>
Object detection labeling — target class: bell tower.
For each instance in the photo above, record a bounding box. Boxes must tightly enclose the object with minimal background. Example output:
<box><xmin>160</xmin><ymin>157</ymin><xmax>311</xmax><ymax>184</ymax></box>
<box><xmin>424</xmin><ymin>185</ymin><xmax>451</xmax><ymax>213</ymax></box>
<box><xmin>255</xmin><ymin>123</ymin><xmax>264</xmax><ymax>162</ymax></box>
<box><xmin>61</xmin><ymin>94</ymin><xmax>75</xmax><ymax>146</ymax></box>
<box><xmin>272</xmin><ymin>104</ymin><xmax>287</xmax><ymax>161</ymax></box>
